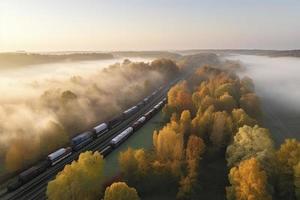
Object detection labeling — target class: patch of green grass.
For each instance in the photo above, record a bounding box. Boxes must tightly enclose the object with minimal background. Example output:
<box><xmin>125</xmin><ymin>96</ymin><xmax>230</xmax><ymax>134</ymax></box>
<box><xmin>103</xmin><ymin>111</ymin><xmax>165</xmax><ymax>179</ymax></box>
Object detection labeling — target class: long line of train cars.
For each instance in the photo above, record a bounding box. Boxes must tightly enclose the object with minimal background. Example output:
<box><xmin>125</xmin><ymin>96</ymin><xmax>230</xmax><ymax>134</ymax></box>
<box><xmin>6</xmin><ymin>86</ymin><xmax>170</xmax><ymax>192</ymax></box>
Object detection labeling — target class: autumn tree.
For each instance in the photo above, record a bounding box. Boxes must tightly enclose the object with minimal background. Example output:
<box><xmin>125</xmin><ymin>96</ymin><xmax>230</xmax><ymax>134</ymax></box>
<box><xmin>226</xmin><ymin>125</ymin><xmax>275</xmax><ymax>176</ymax></box>
<box><xmin>218</xmin><ymin>93</ymin><xmax>237</xmax><ymax>112</ymax></box>
<box><xmin>104</xmin><ymin>182</ymin><xmax>140</xmax><ymax>200</ymax></box>
<box><xmin>226</xmin><ymin>157</ymin><xmax>272</xmax><ymax>200</ymax></box>
<box><xmin>239</xmin><ymin>93</ymin><xmax>262</xmax><ymax>120</ymax></box>
<box><xmin>294</xmin><ymin>162</ymin><xmax>300</xmax><ymax>200</ymax></box>
<box><xmin>177</xmin><ymin>135</ymin><xmax>205</xmax><ymax>199</ymax></box>
<box><xmin>210</xmin><ymin>111</ymin><xmax>232</xmax><ymax>151</ymax></box>
<box><xmin>231</xmin><ymin>109</ymin><xmax>258</xmax><ymax>132</ymax></box>
<box><xmin>164</xmin><ymin>81</ymin><xmax>193</xmax><ymax>117</ymax></box>
<box><xmin>119</xmin><ymin>148</ymin><xmax>149</xmax><ymax>187</ymax></box>
<box><xmin>47</xmin><ymin>151</ymin><xmax>104</xmax><ymax>200</ymax></box>
<box><xmin>276</xmin><ymin>139</ymin><xmax>300</xmax><ymax>199</ymax></box>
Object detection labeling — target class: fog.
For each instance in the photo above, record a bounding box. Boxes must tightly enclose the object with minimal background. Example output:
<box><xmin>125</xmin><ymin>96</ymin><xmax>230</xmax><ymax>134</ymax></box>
<box><xmin>0</xmin><ymin>58</ymin><xmax>152</xmax><ymax>103</ymax></box>
<box><xmin>226</xmin><ymin>54</ymin><xmax>300</xmax><ymax>143</ymax></box>
<box><xmin>227</xmin><ymin>55</ymin><xmax>300</xmax><ymax>111</ymax></box>
<box><xmin>0</xmin><ymin>57</ymin><xmax>170</xmax><ymax>173</ymax></box>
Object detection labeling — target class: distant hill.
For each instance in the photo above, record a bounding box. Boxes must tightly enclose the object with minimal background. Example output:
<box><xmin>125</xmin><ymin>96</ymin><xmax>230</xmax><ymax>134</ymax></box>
<box><xmin>177</xmin><ymin>49</ymin><xmax>300</xmax><ymax>58</ymax></box>
<box><xmin>0</xmin><ymin>52</ymin><xmax>114</xmax><ymax>68</ymax></box>
<box><xmin>111</xmin><ymin>51</ymin><xmax>181</xmax><ymax>60</ymax></box>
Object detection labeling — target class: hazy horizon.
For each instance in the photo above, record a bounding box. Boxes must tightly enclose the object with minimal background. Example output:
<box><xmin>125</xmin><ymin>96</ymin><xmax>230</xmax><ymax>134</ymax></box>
<box><xmin>1</xmin><ymin>0</ymin><xmax>300</xmax><ymax>52</ymax></box>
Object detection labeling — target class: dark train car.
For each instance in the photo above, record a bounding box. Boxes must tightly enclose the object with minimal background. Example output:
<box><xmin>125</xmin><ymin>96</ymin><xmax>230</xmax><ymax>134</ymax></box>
<box><xmin>137</xmin><ymin>101</ymin><xmax>144</xmax><ymax>108</ymax></box>
<box><xmin>100</xmin><ymin>146</ymin><xmax>113</xmax><ymax>157</ymax></box>
<box><xmin>7</xmin><ymin>179</ymin><xmax>22</xmax><ymax>192</ymax></box>
<box><xmin>71</xmin><ymin>131</ymin><xmax>94</xmax><ymax>151</ymax></box>
<box><xmin>131</xmin><ymin>116</ymin><xmax>146</xmax><ymax>131</ymax></box>
<box><xmin>144</xmin><ymin>108</ymin><xmax>155</xmax><ymax>120</ymax></box>
<box><xmin>108</xmin><ymin>114</ymin><xmax>123</xmax><ymax>129</ymax></box>
<box><xmin>123</xmin><ymin>106</ymin><xmax>139</xmax><ymax>118</ymax></box>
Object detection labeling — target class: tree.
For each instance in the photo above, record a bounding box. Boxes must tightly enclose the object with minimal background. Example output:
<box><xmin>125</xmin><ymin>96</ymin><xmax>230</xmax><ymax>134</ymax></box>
<box><xmin>119</xmin><ymin>148</ymin><xmax>149</xmax><ymax>186</ymax></box>
<box><xmin>239</xmin><ymin>93</ymin><xmax>262</xmax><ymax>120</ymax></box>
<box><xmin>179</xmin><ymin>110</ymin><xmax>192</xmax><ymax>143</ymax></box>
<box><xmin>165</xmin><ymin>81</ymin><xmax>193</xmax><ymax>115</ymax></box>
<box><xmin>277</xmin><ymin>139</ymin><xmax>300</xmax><ymax>174</ymax></box>
<box><xmin>210</xmin><ymin>111</ymin><xmax>232</xmax><ymax>151</ymax></box>
<box><xmin>47</xmin><ymin>151</ymin><xmax>104</xmax><ymax>200</ymax></box>
<box><xmin>104</xmin><ymin>182</ymin><xmax>140</xmax><ymax>200</ymax></box>
<box><xmin>231</xmin><ymin>109</ymin><xmax>258</xmax><ymax>132</ymax></box>
<box><xmin>276</xmin><ymin>139</ymin><xmax>300</xmax><ymax>199</ymax></box>
<box><xmin>294</xmin><ymin>162</ymin><xmax>300</xmax><ymax>200</ymax></box>
<box><xmin>226</xmin><ymin>125</ymin><xmax>275</xmax><ymax>175</ymax></box>
<box><xmin>214</xmin><ymin>83</ymin><xmax>239</xmax><ymax>100</ymax></box>
<box><xmin>218</xmin><ymin>93</ymin><xmax>237</xmax><ymax>112</ymax></box>
<box><xmin>177</xmin><ymin>136</ymin><xmax>205</xmax><ymax>199</ymax></box>
<box><xmin>226</xmin><ymin>157</ymin><xmax>272</xmax><ymax>200</ymax></box>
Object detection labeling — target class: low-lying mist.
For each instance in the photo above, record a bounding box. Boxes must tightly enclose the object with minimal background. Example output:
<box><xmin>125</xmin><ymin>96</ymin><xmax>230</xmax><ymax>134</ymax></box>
<box><xmin>227</xmin><ymin>55</ymin><xmax>300</xmax><ymax>112</ymax></box>
<box><xmin>0</xmin><ymin>58</ymin><xmax>179</xmax><ymax>175</ymax></box>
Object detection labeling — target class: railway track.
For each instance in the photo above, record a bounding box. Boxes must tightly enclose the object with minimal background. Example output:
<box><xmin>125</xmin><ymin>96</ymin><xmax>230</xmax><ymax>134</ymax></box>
<box><xmin>1</xmin><ymin>80</ymin><xmax>174</xmax><ymax>200</ymax></box>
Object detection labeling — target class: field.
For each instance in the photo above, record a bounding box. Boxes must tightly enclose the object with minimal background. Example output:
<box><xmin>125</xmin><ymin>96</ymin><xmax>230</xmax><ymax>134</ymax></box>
<box><xmin>103</xmin><ymin>111</ymin><xmax>165</xmax><ymax>179</ymax></box>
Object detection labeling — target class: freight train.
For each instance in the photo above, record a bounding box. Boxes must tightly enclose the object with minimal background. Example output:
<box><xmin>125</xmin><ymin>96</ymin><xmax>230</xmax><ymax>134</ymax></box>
<box><xmin>6</xmin><ymin>85</ymin><xmax>171</xmax><ymax>192</ymax></box>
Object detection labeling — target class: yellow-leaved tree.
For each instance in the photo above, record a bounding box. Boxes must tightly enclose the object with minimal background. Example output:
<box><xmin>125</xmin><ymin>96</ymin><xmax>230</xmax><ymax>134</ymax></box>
<box><xmin>226</xmin><ymin>157</ymin><xmax>271</xmax><ymax>200</ymax></box>
<box><xmin>276</xmin><ymin>139</ymin><xmax>300</xmax><ymax>199</ymax></box>
<box><xmin>104</xmin><ymin>182</ymin><xmax>140</xmax><ymax>200</ymax></box>
<box><xmin>47</xmin><ymin>151</ymin><xmax>104</xmax><ymax>200</ymax></box>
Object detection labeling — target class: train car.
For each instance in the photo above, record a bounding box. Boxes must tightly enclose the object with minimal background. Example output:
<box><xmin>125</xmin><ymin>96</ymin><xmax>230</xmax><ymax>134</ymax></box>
<box><xmin>110</xmin><ymin>127</ymin><xmax>133</xmax><ymax>147</ymax></box>
<box><xmin>132</xmin><ymin>116</ymin><xmax>146</xmax><ymax>130</ymax></box>
<box><xmin>143</xmin><ymin>97</ymin><xmax>149</xmax><ymax>104</ymax></box>
<box><xmin>7</xmin><ymin>179</ymin><xmax>22</xmax><ymax>192</ymax></box>
<box><xmin>123</xmin><ymin>106</ymin><xmax>138</xmax><ymax>118</ymax></box>
<box><xmin>108</xmin><ymin>114</ymin><xmax>123</xmax><ymax>129</ymax></box>
<box><xmin>71</xmin><ymin>131</ymin><xmax>94</xmax><ymax>151</ymax></box>
<box><xmin>19</xmin><ymin>160</ymin><xmax>49</xmax><ymax>184</ymax></box>
<box><xmin>93</xmin><ymin>123</ymin><xmax>108</xmax><ymax>137</ymax></box>
<box><xmin>162</xmin><ymin>97</ymin><xmax>167</xmax><ymax>104</ymax></box>
<box><xmin>7</xmin><ymin>160</ymin><xmax>49</xmax><ymax>191</ymax></box>
<box><xmin>144</xmin><ymin>108</ymin><xmax>156</xmax><ymax>120</ymax></box>
<box><xmin>137</xmin><ymin>101</ymin><xmax>144</xmax><ymax>108</ymax></box>
<box><xmin>47</xmin><ymin>147</ymin><xmax>72</xmax><ymax>166</ymax></box>
<box><xmin>100</xmin><ymin>146</ymin><xmax>113</xmax><ymax>157</ymax></box>
<box><xmin>150</xmin><ymin>90</ymin><xmax>158</xmax><ymax>99</ymax></box>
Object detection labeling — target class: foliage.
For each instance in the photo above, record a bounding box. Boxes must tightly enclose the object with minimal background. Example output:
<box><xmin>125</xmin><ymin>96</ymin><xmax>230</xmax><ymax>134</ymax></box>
<box><xmin>103</xmin><ymin>182</ymin><xmax>140</xmax><ymax>200</ymax></box>
<box><xmin>226</xmin><ymin>157</ymin><xmax>272</xmax><ymax>200</ymax></box>
<box><xmin>226</xmin><ymin>125</ymin><xmax>275</xmax><ymax>174</ymax></box>
<box><xmin>276</xmin><ymin>139</ymin><xmax>300</xmax><ymax>199</ymax></box>
<box><xmin>47</xmin><ymin>151</ymin><xmax>104</xmax><ymax>200</ymax></box>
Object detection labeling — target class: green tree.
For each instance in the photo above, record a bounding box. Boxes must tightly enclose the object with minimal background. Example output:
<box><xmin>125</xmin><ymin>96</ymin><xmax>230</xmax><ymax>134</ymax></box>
<box><xmin>104</xmin><ymin>182</ymin><xmax>140</xmax><ymax>200</ymax></box>
<box><xmin>226</xmin><ymin>125</ymin><xmax>275</xmax><ymax>176</ymax></box>
<box><xmin>47</xmin><ymin>151</ymin><xmax>104</xmax><ymax>200</ymax></box>
<box><xmin>276</xmin><ymin>139</ymin><xmax>300</xmax><ymax>199</ymax></box>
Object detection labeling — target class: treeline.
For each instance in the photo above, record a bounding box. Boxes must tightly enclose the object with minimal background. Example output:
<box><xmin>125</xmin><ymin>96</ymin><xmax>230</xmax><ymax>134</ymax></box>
<box><xmin>1</xmin><ymin>58</ymin><xmax>180</xmax><ymax>179</ymax></box>
<box><xmin>0</xmin><ymin>52</ymin><xmax>114</xmax><ymax>68</ymax></box>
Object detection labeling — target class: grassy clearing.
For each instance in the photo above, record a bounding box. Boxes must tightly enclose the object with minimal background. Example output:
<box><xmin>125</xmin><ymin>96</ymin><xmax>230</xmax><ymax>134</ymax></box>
<box><xmin>103</xmin><ymin>111</ymin><xmax>165</xmax><ymax>179</ymax></box>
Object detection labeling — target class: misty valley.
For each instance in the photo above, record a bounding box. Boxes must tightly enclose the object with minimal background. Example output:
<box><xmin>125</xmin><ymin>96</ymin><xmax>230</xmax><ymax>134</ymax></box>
<box><xmin>0</xmin><ymin>51</ymin><xmax>298</xmax><ymax>200</ymax></box>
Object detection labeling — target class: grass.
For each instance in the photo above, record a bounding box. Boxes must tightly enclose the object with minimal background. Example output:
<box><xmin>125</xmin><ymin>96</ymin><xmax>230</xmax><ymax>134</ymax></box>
<box><xmin>103</xmin><ymin>111</ymin><xmax>165</xmax><ymax>179</ymax></box>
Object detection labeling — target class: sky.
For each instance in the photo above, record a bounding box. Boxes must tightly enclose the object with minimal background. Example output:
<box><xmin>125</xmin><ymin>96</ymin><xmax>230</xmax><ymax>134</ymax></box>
<box><xmin>1</xmin><ymin>0</ymin><xmax>300</xmax><ymax>52</ymax></box>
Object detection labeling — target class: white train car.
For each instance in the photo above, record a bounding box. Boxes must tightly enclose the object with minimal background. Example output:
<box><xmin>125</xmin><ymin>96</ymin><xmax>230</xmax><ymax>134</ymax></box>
<box><xmin>47</xmin><ymin>147</ymin><xmax>72</xmax><ymax>166</ymax></box>
<box><xmin>93</xmin><ymin>123</ymin><xmax>108</xmax><ymax>137</ymax></box>
<box><xmin>110</xmin><ymin>127</ymin><xmax>134</xmax><ymax>147</ymax></box>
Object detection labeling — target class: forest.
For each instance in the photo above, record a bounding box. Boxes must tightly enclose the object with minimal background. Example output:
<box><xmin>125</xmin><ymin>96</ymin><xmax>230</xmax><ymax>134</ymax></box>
<box><xmin>46</xmin><ymin>63</ymin><xmax>300</xmax><ymax>200</ymax></box>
